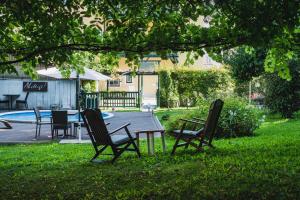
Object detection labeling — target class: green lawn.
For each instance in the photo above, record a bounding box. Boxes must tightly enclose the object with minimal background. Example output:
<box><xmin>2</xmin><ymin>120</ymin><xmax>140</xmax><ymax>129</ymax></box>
<box><xmin>0</xmin><ymin>111</ymin><xmax>300</xmax><ymax>199</ymax></box>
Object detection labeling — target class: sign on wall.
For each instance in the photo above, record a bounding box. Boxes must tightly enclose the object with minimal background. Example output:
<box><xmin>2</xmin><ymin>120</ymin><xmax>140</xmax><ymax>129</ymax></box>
<box><xmin>23</xmin><ymin>82</ymin><xmax>48</xmax><ymax>92</ymax></box>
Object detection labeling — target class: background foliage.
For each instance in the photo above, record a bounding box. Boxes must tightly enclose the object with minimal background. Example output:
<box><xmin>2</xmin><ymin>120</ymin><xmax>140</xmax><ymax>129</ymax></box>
<box><xmin>224</xmin><ymin>46</ymin><xmax>300</xmax><ymax>118</ymax></box>
<box><xmin>159</xmin><ymin>68</ymin><xmax>232</xmax><ymax>107</ymax></box>
<box><xmin>0</xmin><ymin>1</ymin><xmax>299</xmax><ymax>79</ymax></box>
<box><xmin>264</xmin><ymin>60</ymin><xmax>300</xmax><ymax>118</ymax></box>
<box><xmin>164</xmin><ymin>98</ymin><xmax>263</xmax><ymax>138</ymax></box>
<box><xmin>223</xmin><ymin>47</ymin><xmax>266</xmax><ymax>83</ymax></box>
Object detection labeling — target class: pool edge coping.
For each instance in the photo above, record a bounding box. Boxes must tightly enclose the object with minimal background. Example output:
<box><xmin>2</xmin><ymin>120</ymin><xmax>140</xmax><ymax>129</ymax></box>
<box><xmin>0</xmin><ymin>110</ymin><xmax>114</xmax><ymax>123</ymax></box>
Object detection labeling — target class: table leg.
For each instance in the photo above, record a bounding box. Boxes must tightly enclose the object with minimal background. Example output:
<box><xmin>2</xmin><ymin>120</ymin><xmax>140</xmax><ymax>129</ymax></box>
<box><xmin>72</xmin><ymin>123</ymin><xmax>76</xmax><ymax>137</ymax></box>
<box><xmin>146</xmin><ymin>132</ymin><xmax>151</xmax><ymax>155</ymax></box>
<box><xmin>78</xmin><ymin>124</ymin><xmax>82</xmax><ymax>141</ymax></box>
<box><xmin>161</xmin><ymin>131</ymin><xmax>166</xmax><ymax>153</ymax></box>
<box><xmin>68</xmin><ymin>123</ymin><xmax>73</xmax><ymax>137</ymax></box>
<box><xmin>10</xmin><ymin>96</ymin><xmax>12</xmax><ymax>110</ymax></box>
<box><xmin>150</xmin><ymin>132</ymin><xmax>155</xmax><ymax>155</ymax></box>
<box><xmin>136</xmin><ymin>133</ymin><xmax>140</xmax><ymax>149</ymax></box>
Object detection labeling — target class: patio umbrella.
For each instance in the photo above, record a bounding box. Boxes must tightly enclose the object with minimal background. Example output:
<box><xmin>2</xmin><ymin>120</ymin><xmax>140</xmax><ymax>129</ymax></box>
<box><xmin>37</xmin><ymin>67</ymin><xmax>111</xmax><ymax>81</ymax></box>
<box><xmin>37</xmin><ymin>67</ymin><xmax>111</xmax><ymax>120</ymax></box>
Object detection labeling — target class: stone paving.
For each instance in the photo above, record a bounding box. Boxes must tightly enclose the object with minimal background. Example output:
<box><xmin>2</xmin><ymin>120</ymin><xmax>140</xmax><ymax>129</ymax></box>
<box><xmin>0</xmin><ymin>112</ymin><xmax>164</xmax><ymax>144</ymax></box>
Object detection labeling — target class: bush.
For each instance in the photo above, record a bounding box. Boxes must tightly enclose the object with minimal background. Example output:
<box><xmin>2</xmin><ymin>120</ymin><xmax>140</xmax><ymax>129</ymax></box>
<box><xmin>218</xmin><ymin>97</ymin><xmax>264</xmax><ymax>137</ymax></box>
<box><xmin>165</xmin><ymin>97</ymin><xmax>264</xmax><ymax>138</ymax></box>
<box><xmin>159</xmin><ymin>70</ymin><xmax>179</xmax><ymax>108</ymax></box>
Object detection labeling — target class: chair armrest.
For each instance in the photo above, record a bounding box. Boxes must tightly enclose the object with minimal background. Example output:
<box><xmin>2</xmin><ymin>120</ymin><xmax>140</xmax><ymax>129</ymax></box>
<box><xmin>180</xmin><ymin>118</ymin><xmax>204</xmax><ymax>124</ymax></box>
<box><xmin>192</xmin><ymin>117</ymin><xmax>206</xmax><ymax>122</ymax></box>
<box><xmin>109</xmin><ymin>123</ymin><xmax>131</xmax><ymax>135</ymax></box>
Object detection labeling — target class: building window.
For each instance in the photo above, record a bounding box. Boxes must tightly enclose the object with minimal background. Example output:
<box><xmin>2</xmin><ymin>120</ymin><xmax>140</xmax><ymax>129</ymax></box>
<box><xmin>126</xmin><ymin>74</ymin><xmax>132</xmax><ymax>83</ymax></box>
<box><xmin>108</xmin><ymin>79</ymin><xmax>120</xmax><ymax>87</ymax></box>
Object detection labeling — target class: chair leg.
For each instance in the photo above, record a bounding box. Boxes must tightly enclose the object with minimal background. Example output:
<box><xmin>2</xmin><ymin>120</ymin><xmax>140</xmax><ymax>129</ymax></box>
<box><xmin>90</xmin><ymin>146</ymin><xmax>108</xmax><ymax>162</ymax></box>
<box><xmin>185</xmin><ymin>139</ymin><xmax>191</xmax><ymax>149</ymax></box>
<box><xmin>131</xmin><ymin>140</ymin><xmax>141</xmax><ymax>158</ymax></box>
<box><xmin>51</xmin><ymin>127</ymin><xmax>54</xmax><ymax>139</ymax></box>
<box><xmin>91</xmin><ymin>151</ymin><xmax>101</xmax><ymax>161</ymax></box>
<box><xmin>111</xmin><ymin>143</ymin><xmax>131</xmax><ymax>163</ymax></box>
<box><xmin>111</xmin><ymin>152</ymin><xmax>121</xmax><ymax>163</ymax></box>
<box><xmin>35</xmin><ymin>124</ymin><xmax>38</xmax><ymax>138</ymax></box>
<box><xmin>171</xmin><ymin>136</ymin><xmax>182</xmax><ymax>155</ymax></box>
<box><xmin>197</xmin><ymin>143</ymin><xmax>204</xmax><ymax>152</ymax></box>
<box><xmin>38</xmin><ymin>124</ymin><xmax>41</xmax><ymax>136</ymax></box>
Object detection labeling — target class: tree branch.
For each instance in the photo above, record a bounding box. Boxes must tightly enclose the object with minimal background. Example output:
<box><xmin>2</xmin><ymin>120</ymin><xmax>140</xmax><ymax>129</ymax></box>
<box><xmin>0</xmin><ymin>39</ymin><xmax>239</xmax><ymax>66</ymax></box>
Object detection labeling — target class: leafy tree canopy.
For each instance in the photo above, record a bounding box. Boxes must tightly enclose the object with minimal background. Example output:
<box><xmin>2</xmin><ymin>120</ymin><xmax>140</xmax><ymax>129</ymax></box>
<box><xmin>0</xmin><ymin>0</ymin><xmax>299</xmax><ymax>78</ymax></box>
<box><xmin>223</xmin><ymin>47</ymin><xmax>266</xmax><ymax>83</ymax></box>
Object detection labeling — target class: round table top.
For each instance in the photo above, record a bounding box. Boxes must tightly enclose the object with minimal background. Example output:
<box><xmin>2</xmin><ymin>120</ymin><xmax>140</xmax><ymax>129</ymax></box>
<box><xmin>3</xmin><ymin>94</ymin><xmax>20</xmax><ymax>97</ymax></box>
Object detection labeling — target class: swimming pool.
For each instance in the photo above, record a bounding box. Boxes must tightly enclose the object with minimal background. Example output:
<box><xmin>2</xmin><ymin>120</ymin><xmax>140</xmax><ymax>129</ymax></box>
<box><xmin>0</xmin><ymin>110</ymin><xmax>114</xmax><ymax>123</ymax></box>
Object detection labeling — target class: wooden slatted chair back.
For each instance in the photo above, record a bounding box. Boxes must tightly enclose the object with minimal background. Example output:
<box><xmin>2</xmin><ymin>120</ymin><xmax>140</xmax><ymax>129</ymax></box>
<box><xmin>24</xmin><ymin>92</ymin><xmax>30</xmax><ymax>101</ymax></box>
<box><xmin>34</xmin><ymin>107</ymin><xmax>41</xmax><ymax>122</ymax></box>
<box><xmin>51</xmin><ymin>110</ymin><xmax>68</xmax><ymax>125</ymax></box>
<box><xmin>203</xmin><ymin>99</ymin><xmax>224</xmax><ymax>145</ymax></box>
<box><xmin>82</xmin><ymin>109</ymin><xmax>112</xmax><ymax>146</ymax></box>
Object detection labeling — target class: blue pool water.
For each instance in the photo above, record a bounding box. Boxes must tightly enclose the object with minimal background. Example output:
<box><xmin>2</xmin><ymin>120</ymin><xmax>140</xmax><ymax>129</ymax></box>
<box><xmin>0</xmin><ymin>110</ymin><xmax>113</xmax><ymax>123</ymax></box>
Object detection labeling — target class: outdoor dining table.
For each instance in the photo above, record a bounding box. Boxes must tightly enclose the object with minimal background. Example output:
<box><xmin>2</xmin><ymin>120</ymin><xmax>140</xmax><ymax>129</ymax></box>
<box><xmin>135</xmin><ymin>129</ymin><xmax>166</xmax><ymax>155</ymax></box>
<box><xmin>59</xmin><ymin>121</ymin><xmax>87</xmax><ymax>144</ymax></box>
<box><xmin>3</xmin><ymin>94</ymin><xmax>20</xmax><ymax>110</ymax></box>
<box><xmin>46</xmin><ymin>110</ymin><xmax>82</xmax><ymax>139</ymax></box>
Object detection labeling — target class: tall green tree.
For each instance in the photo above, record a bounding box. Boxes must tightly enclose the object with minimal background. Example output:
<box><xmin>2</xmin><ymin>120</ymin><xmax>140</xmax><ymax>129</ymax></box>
<box><xmin>223</xmin><ymin>47</ymin><xmax>266</xmax><ymax>83</ymax></box>
<box><xmin>0</xmin><ymin>0</ymin><xmax>299</xmax><ymax>77</ymax></box>
<box><xmin>264</xmin><ymin>60</ymin><xmax>300</xmax><ymax>118</ymax></box>
<box><xmin>224</xmin><ymin>45</ymin><xmax>300</xmax><ymax>118</ymax></box>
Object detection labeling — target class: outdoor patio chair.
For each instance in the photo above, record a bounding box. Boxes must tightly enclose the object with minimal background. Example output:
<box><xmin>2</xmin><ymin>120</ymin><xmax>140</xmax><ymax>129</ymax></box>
<box><xmin>51</xmin><ymin>110</ymin><xmax>72</xmax><ymax>139</ymax></box>
<box><xmin>16</xmin><ymin>92</ymin><xmax>29</xmax><ymax>109</ymax></box>
<box><xmin>81</xmin><ymin>108</ymin><xmax>141</xmax><ymax>163</ymax></box>
<box><xmin>0</xmin><ymin>98</ymin><xmax>9</xmax><ymax>109</ymax></box>
<box><xmin>170</xmin><ymin>99</ymin><xmax>224</xmax><ymax>155</ymax></box>
<box><xmin>34</xmin><ymin>107</ymin><xmax>51</xmax><ymax>139</ymax></box>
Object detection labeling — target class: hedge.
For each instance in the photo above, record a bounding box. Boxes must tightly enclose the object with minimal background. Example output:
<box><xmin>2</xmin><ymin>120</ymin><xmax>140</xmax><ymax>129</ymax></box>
<box><xmin>159</xmin><ymin>68</ymin><xmax>232</xmax><ymax>107</ymax></box>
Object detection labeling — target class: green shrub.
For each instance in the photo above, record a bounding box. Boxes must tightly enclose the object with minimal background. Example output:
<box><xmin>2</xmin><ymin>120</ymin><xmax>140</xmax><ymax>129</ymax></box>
<box><xmin>218</xmin><ymin>97</ymin><xmax>264</xmax><ymax>137</ymax></box>
<box><xmin>159</xmin><ymin>70</ymin><xmax>179</xmax><ymax>108</ymax></box>
<box><xmin>165</xmin><ymin>98</ymin><xmax>264</xmax><ymax>138</ymax></box>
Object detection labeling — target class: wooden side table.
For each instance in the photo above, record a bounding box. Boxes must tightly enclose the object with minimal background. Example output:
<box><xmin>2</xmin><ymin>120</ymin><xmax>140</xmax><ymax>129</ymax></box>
<box><xmin>135</xmin><ymin>130</ymin><xmax>166</xmax><ymax>155</ymax></box>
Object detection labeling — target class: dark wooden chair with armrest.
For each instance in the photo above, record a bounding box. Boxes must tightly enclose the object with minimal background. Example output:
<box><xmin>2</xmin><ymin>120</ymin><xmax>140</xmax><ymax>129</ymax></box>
<box><xmin>81</xmin><ymin>108</ymin><xmax>141</xmax><ymax>163</ymax></box>
<box><xmin>16</xmin><ymin>92</ymin><xmax>29</xmax><ymax>109</ymax></box>
<box><xmin>51</xmin><ymin>110</ymin><xmax>72</xmax><ymax>139</ymax></box>
<box><xmin>34</xmin><ymin>107</ymin><xmax>52</xmax><ymax>139</ymax></box>
<box><xmin>0</xmin><ymin>98</ymin><xmax>9</xmax><ymax>109</ymax></box>
<box><xmin>170</xmin><ymin>99</ymin><xmax>224</xmax><ymax>155</ymax></box>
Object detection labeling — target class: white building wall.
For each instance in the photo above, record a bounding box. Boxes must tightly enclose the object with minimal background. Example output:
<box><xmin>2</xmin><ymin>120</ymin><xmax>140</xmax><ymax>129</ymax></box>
<box><xmin>0</xmin><ymin>79</ymin><xmax>76</xmax><ymax>109</ymax></box>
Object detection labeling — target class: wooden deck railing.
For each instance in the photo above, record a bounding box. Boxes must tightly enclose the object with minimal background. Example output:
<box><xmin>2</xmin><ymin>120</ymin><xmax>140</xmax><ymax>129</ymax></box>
<box><xmin>82</xmin><ymin>91</ymin><xmax>140</xmax><ymax>109</ymax></box>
